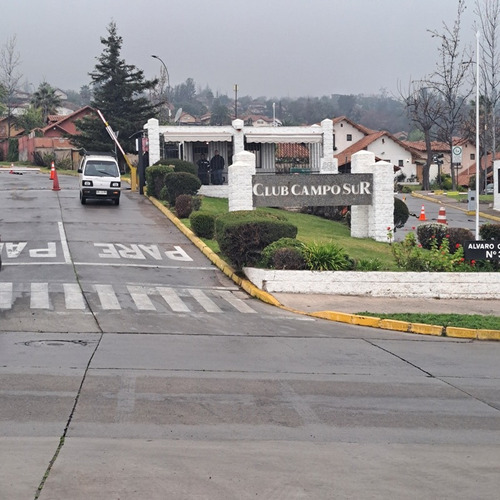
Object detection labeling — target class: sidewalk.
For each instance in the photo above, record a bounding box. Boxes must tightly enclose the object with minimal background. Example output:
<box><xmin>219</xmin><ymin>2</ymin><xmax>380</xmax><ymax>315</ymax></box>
<box><xmin>275</xmin><ymin>192</ymin><xmax>500</xmax><ymax>318</ymax></box>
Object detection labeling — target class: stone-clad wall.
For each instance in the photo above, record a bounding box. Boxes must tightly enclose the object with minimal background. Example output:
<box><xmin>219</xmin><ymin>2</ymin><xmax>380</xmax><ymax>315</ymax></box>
<box><xmin>351</xmin><ymin>151</ymin><xmax>394</xmax><ymax>242</ymax></box>
<box><xmin>243</xmin><ymin>267</ymin><xmax>500</xmax><ymax>299</ymax></box>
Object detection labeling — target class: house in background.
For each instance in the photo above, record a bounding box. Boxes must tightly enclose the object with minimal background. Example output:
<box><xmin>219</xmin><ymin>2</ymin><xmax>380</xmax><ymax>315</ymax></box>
<box><xmin>335</xmin><ymin>130</ymin><xmax>419</xmax><ymax>177</ymax></box>
<box><xmin>0</xmin><ymin>117</ymin><xmax>24</xmax><ymax>160</ymax></box>
<box><xmin>18</xmin><ymin>105</ymin><xmax>94</xmax><ymax>168</ymax></box>
<box><xmin>404</xmin><ymin>138</ymin><xmax>475</xmax><ymax>184</ymax></box>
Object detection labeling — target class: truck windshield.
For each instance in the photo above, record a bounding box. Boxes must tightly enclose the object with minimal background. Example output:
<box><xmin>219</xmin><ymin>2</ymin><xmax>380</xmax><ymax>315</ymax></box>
<box><xmin>85</xmin><ymin>161</ymin><xmax>119</xmax><ymax>177</ymax></box>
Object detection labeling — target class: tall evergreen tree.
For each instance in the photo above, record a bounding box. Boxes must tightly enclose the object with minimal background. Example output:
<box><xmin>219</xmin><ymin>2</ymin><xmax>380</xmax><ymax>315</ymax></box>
<box><xmin>71</xmin><ymin>21</ymin><xmax>158</xmax><ymax>154</ymax></box>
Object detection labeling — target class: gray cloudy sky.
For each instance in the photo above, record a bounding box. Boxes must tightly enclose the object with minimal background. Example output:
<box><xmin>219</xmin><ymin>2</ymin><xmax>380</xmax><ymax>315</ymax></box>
<box><xmin>2</xmin><ymin>0</ymin><xmax>477</xmax><ymax>98</ymax></box>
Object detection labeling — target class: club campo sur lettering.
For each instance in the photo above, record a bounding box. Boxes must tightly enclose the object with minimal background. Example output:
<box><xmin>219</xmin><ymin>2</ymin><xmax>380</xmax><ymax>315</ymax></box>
<box><xmin>252</xmin><ymin>181</ymin><xmax>372</xmax><ymax>197</ymax></box>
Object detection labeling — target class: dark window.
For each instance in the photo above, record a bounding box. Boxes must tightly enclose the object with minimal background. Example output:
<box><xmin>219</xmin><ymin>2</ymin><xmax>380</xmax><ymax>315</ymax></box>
<box><xmin>347</xmin><ymin>134</ymin><xmax>352</xmax><ymax>141</ymax></box>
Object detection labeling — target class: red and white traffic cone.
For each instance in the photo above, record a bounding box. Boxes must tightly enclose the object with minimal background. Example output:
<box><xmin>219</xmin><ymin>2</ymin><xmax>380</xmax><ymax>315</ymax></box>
<box><xmin>52</xmin><ymin>169</ymin><xmax>61</xmax><ymax>191</ymax></box>
<box><xmin>50</xmin><ymin>161</ymin><xmax>55</xmax><ymax>180</ymax></box>
<box><xmin>437</xmin><ymin>206</ymin><xmax>447</xmax><ymax>225</ymax></box>
<box><xmin>418</xmin><ymin>205</ymin><xmax>427</xmax><ymax>221</ymax></box>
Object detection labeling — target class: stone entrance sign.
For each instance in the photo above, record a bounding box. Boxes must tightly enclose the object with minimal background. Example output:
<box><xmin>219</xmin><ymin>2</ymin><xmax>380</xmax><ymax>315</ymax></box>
<box><xmin>252</xmin><ymin>173</ymin><xmax>373</xmax><ymax>207</ymax></box>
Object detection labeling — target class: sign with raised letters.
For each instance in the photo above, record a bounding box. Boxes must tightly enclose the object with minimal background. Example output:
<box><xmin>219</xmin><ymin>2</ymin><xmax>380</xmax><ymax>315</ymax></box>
<box><xmin>252</xmin><ymin>173</ymin><xmax>373</xmax><ymax>208</ymax></box>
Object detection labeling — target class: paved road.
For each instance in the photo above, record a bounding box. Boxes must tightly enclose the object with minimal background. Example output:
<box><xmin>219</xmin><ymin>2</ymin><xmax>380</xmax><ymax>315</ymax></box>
<box><xmin>394</xmin><ymin>192</ymin><xmax>493</xmax><ymax>241</ymax></box>
<box><xmin>1</xmin><ymin>170</ymin><xmax>500</xmax><ymax>500</ymax></box>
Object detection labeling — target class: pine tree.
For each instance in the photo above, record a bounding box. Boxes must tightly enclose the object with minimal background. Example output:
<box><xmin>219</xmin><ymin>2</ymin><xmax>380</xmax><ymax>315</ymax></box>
<box><xmin>71</xmin><ymin>21</ymin><xmax>158</xmax><ymax>154</ymax></box>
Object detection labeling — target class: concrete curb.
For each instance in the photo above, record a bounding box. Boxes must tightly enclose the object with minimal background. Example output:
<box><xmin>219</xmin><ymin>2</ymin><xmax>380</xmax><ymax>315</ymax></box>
<box><xmin>147</xmin><ymin>195</ymin><xmax>500</xmax><ymax>341</ymax></box>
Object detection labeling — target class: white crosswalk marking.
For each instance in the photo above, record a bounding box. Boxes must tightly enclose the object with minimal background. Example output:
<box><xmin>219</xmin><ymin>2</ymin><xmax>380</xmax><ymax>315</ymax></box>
<box><xmin>0</xmin><ymin>282</ymin><xmax>258</xmax><ymax>314</ymax></box>
<box><xmin>128</xmin><ymin>285</ymin><xmax>156</xmax><ymax>310</ymax></box>
<box><xmin>31</xmin><ymin>282</ymin><xmax>49</xmax><ymax>309</ymax></box>
<box><xmin>0</xmin><ymin>282</ymin><xmax>12</xmax><ymax>309</ymax></box>
<box><xmin>157</xmin><ymin>287</ymin><xmax>190</xmax><ymax>312</ymax></box>
<box><xmin>95</xmin><ymin>284</ymin><xmax>120</xmax><ymax>310</ymax></box>
<box><xmin>216</xmin><ymin>290</ymin><xmax>257</xmax><ymax>313</ymax></box>
<box><xmin>63</xmin><ymin>283</ymin><xmax>86</xmax><ymax>309</ymax></box>
<box><xmin>188</xmin><ymin>288</ymin><xmax>222</xmax><ymax>313</ymax></box>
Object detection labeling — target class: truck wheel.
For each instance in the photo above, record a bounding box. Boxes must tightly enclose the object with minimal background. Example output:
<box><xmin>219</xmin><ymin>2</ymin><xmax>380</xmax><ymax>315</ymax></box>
<box><xmin>114</xmin><ymin>198</ymin><xmax>120</xmax><ymax>206</ymax></box>
<box><xmin>80</xmin><ymin>192</ymin><xmax>86</xmax><ymax>205</ymax></box>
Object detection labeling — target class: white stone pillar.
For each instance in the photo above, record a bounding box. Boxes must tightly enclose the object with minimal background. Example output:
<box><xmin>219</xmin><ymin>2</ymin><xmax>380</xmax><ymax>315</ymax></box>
<box><xmin>232</xmin><ymin>119</ymin><xmax>245</xmax><ymax>154</ymax></box>
<box><xmin>494</xmin><ymin>160</ymin><xmax>500</xmax><ymax>211</ymax></box>
<box><xmin>320</xmin><ymin>118</ymin><xmax>338</xmax><ymax>174</ymax></box>
<box><xmin>228</xmin><ymin>151</ymin><xmax>256</xmax><ymax>212</ymax></box>
<box><xmin>350</xmin><ymin>151</ymin><xmax>394</xmax><ymax>242</ymax></box>
<box><xmin>145</xmin><ymin>118</ymin><xmax>160</xmax><ymax>166</ymax></box>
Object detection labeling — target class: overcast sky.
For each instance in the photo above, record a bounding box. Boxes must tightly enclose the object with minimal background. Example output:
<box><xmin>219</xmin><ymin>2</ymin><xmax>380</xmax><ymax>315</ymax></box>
<box><xmin>1</xmin><ymin>0</ymin><xmax>478</xmax><ymax>99</ymax></box>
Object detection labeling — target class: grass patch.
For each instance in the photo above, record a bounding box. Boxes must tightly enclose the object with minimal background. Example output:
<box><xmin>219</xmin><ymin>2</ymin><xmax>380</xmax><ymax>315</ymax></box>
<box><xmin>359</xmin><ymin>312</ymin><xmax>500</xmax><ymax>331</ymax></box>
<box><xmin>186</xmin><ymin>197</ymin><xmax>398</xmax><ymax>270</ymax></box>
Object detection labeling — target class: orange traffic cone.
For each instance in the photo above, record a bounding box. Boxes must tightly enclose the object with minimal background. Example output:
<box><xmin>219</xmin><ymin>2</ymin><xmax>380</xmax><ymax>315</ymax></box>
<box><xmin>418</xmin><ymin>205</ymin><xmax>427</xmax><ymax>221</ymax></box>
<box><xmin>437</xmin><ymin>206</ymin><xmax>447</xmax><ymax>224</ymax></box>
<box><xmin>52</xmin><ymin>169</ymin><xmax>61</xmax><ymax>191</ymax></box>
<box><xmin>50</xmin><ymin>161</ymin><xmax>55</xmax><ymax>180</ymax></box>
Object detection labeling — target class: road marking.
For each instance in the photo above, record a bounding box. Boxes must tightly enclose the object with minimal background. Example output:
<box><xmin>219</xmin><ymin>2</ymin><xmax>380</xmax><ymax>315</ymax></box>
<box><xmin>216</xmin><ymin>290</ymin><xmax>257</xmax><ymax>313</ymax></box>
<box><xmin>0</xmin><ymin>282</ymin><xmax>13</xmax><ymax>309</ymax></box>
<box><xmin>95</xmin><ymin>284</ymin><xmax>120</xmax><ymax>310</ymax></box>
<box><xmin>0</xmin><ymin>282</ymin><xmax>258</xmax><ymax>314</ymax></box>
<box><xmin>157</xmin><ymin>286</ymin><xmax>191</xmax><ymax>312</ymax></box>
<box><xmin>31</xmin><ymin>282</ymin><xmax>50</xmax><ymax>309</ymax></box>
<box><xmin>128</xmin><ymin>285</ymin><xmax>156</xmax><ymax>310</ymax></box>
<box><xmin>188</xmin><ymin>288</ymin><xmax>222</xmax><ymax>313</ymax></box>
<box><xmin>63</xmin><ymin>283</ymin><xmax>86</xmax><ymax>309</ymax></box>
<box><xmin>58</xmin><ymin>221</ymin><xmax>72</xmax><ymax>264</ymax></box>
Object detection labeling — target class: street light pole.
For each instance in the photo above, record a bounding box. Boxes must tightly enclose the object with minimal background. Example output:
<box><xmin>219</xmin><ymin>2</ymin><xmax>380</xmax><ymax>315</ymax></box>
<box><xmin>233</xmin><ymin>84</ymin><xmax>238</xmax><ymax>119</ymax></box>
<box><xmin>151</xmin><ymin>54</ymin><xmax>170</xmax><ymax>91</ymax></box>
<box><xmin>475</xmin><ymin>31</ymin><xmax>481</xmax><ymax>239</ymax></box>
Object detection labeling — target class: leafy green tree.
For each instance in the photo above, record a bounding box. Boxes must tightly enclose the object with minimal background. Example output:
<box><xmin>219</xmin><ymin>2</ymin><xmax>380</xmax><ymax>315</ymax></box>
<box><xmin>14</xmin><ymin>105</ymin><xmax>44</xmax><ymax>132</ymax></box>
<box><xmin>31</xmin><ymin>82</ymin><xmax>62</xmax><ymax>122</ymax></box>
<box><xmin>70</xmin><ymin>21</ymin><xmax>158</xmax><ymax>153</ymax></box>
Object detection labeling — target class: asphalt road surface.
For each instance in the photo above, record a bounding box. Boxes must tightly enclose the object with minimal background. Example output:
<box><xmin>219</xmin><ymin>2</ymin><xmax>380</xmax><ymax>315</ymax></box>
<box><xmin>1</xmin><ymin>170</ymin><xmax>500</xmax><ymax>499</ymax></box>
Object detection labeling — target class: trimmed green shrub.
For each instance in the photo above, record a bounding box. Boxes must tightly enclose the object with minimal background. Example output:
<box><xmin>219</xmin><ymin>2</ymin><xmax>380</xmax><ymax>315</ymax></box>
<box><xmin>215</xmin><ymin>211</ymin><xmax>297</xmax><ymax>269</ymax></box>
<box><xmin>164</xmin><ymin>172</ymin><xmax>201</xmax><ymax>205</ymax></box>
<box><xmin>175</xmin><ymin>194</ymin><xmax>193</xmax><ymax>219</ymax></box>
<box><xmin>153</xmin><ymin>158</ymin><xmax>197</xmax><ymax>176</ymax></box>
<box><xmin>446</xmin><ymin>227</ymin><xmax>474</xmax><ymax>254</ymax></box>
<box><xmin>159</xmin><ymin>185</ymin><xmax>169</xmax><ymax>201</ymax></box>
<box><xmin>192</xmin><ymin>195</ymin><xmax>202</xmax><ymax>211</ymax></box>
<box><xmin>190</xmin><ymin>212</ymin><xmax>216</xmax><ymax>239</ymax></box>
<box><xmin>394</xmin><ymin>197</ymin><xmax>410</xmax><ymax>229</ymax></box>
<box><xmin>303</xmin><ymin>241</ymin><xmax>354</xmax><ymax>271</ymax></box>
<box><xmin>145</xmin><ymin>164</ymin><xmax>174</xmax><ymax>198</ymax></box>
<box><xmin>480</xmin><ymin>223</ymin><xmax>500</xmax><ymax>240</ymax></box>
<box><xmin>272</xmin><ymin>247</ymin><xmax>306</xmax><ymax>270</ymax></box>
<box><xmin>417</xmin><ymin>223</ymin><xmax>448</xmax><ymax>249</ymax></box>
<box><xmin>259</xmin><ymin>237</ymin><xmax>305</xmax><ymax>268</ymax></box>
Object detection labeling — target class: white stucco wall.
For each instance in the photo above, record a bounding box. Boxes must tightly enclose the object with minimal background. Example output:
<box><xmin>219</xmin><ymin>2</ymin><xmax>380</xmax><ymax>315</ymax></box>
<box><xmin>243</xmin><ymin>267</ymin><xmax>500</xmax><ymax>299</ymax></box>
<box><xmin>333</xmin><ymin>120</ymin><xmax>366</xmax><ymax>153</ymax></box>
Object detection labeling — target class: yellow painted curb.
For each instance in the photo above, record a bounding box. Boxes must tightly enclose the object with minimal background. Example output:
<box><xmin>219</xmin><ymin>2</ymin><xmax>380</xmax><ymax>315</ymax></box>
<box><xmin>378</xmin><ymin>319</ymin><xmax>410</xmax><ymax>332</ymax></box>
<box><xmin>147</xmin><ymin>195</ymin><xmax>500</xmax><ymax>340</ymax></box>
<box><xmin>310</xmin><ymin>311</ymin><xmax>358</xmax><ymax>323</ymax></box>
<box><xmin>409</xmin><ymin>323</ymin><xmax>443</xmax><ymax>336</ymax></box>
<box><xmin>477</xmin><ymin>329</ymin><xmax>500</xmax><ymax>341</ymax></box>
<box><xmin>445</xmin><ymin>326</ymin><xmax>477</xmax><ymax>339</ymax></box>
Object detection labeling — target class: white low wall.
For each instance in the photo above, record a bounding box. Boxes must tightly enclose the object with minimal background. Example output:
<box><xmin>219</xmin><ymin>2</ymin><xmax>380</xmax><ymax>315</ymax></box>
<box><xmin>243</xmin><ymin>267</ymin><xmax>500</xmax><ymax>299</ymax></box>
<box><xmin>198</xmin><ymin>185</ymin><xmax>229</xmax><ymax>198</ymax></box>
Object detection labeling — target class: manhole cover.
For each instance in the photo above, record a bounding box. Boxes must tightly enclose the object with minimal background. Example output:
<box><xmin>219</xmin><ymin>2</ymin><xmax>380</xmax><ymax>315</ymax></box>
<box><xmin>20</xmin><ymin>339</ymin><xmax>90</xmax><ymax>347</ymax></box>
